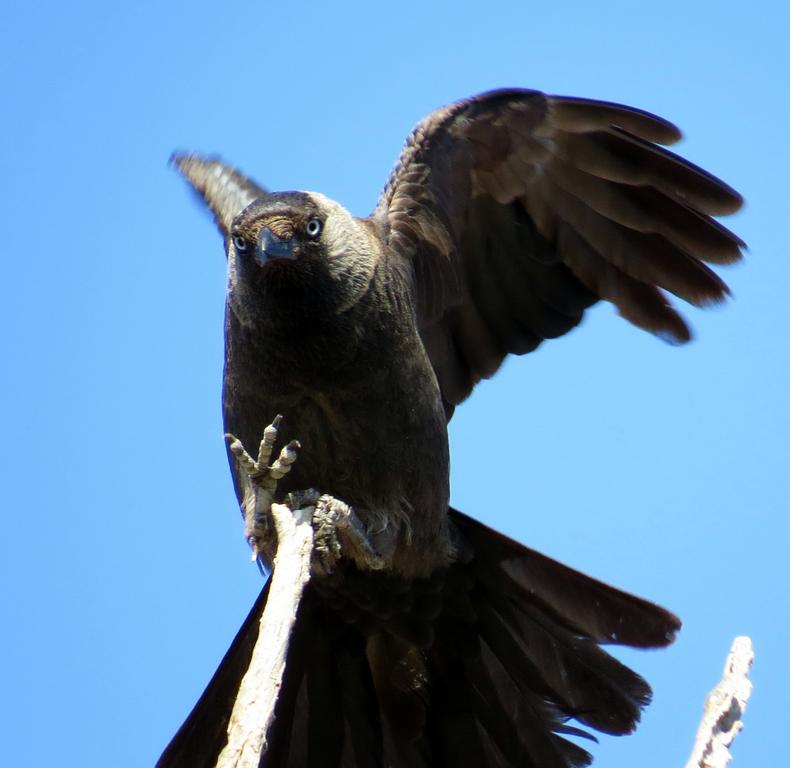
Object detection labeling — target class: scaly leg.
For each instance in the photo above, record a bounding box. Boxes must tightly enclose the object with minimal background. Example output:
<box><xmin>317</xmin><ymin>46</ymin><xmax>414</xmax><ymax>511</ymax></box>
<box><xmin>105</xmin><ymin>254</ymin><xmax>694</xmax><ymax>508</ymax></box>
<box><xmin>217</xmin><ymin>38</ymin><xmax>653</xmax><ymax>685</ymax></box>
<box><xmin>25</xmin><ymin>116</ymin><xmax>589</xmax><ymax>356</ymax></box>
<box><xmin>226</xmin><ymin>415</ymin><xmax>300</xmax><ymax>561</ymax></box>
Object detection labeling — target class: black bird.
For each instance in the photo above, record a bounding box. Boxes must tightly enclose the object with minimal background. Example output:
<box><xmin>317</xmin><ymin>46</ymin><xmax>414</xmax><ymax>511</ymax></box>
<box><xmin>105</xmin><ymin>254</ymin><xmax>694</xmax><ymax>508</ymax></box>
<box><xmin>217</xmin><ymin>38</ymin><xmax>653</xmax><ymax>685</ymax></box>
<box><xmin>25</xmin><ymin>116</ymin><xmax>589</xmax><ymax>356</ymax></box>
<box><xmin>160</xmin><ymin>88</ymin><xmax>743</xmax><ymax>767</ymax></box>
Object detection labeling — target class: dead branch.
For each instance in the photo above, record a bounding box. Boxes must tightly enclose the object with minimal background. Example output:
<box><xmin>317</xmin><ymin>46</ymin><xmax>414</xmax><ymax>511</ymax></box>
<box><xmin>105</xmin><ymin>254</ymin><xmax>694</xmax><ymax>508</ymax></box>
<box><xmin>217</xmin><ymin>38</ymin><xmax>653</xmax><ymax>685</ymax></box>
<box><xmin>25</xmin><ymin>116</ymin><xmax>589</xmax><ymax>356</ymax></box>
<box><xmin>685</xmin><ymin>636</ymin><xmax>754</xmax><ymax>768</ymax></box>
<box><xmin>215</xmin><ymin>501</ymin><xmax>315</xmax><ymax>768</ymax></box>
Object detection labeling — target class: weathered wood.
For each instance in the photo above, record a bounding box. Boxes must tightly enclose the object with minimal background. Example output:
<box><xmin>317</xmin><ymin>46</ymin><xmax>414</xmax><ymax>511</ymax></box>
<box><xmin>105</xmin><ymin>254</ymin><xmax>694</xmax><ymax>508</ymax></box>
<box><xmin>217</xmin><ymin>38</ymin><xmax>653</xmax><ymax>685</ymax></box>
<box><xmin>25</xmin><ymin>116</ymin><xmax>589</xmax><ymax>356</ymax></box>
<box><xmin>685</xmin><ymin>636</ymin><xmax>754</xmax><ymax>768</ymax></box>
<box><xmin>216</xmin><ymin>500</ymin><xmax>315</xmax><ymax>768</ymax></box>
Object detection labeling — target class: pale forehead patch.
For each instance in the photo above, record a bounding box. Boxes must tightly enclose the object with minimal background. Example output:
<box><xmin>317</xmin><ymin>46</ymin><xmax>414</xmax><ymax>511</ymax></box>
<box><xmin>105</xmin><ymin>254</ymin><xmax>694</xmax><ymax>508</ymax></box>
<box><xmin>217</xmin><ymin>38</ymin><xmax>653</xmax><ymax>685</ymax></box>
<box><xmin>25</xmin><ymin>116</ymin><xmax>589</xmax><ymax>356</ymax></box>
<box><xmin>300</xmin><ymin>191</ymin><xmax>352</xmax><ymax>219</ymax></box>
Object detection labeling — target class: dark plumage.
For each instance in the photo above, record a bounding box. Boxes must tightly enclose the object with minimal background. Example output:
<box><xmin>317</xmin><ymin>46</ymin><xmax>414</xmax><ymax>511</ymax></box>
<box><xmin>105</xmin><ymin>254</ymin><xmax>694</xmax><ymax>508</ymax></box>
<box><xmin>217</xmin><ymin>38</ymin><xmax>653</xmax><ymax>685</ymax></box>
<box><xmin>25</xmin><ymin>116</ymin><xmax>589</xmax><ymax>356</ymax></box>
<box><xmin>160</xmin><ymin>88</ymin><xmax>743</xmax><ymax>767</ymax></box>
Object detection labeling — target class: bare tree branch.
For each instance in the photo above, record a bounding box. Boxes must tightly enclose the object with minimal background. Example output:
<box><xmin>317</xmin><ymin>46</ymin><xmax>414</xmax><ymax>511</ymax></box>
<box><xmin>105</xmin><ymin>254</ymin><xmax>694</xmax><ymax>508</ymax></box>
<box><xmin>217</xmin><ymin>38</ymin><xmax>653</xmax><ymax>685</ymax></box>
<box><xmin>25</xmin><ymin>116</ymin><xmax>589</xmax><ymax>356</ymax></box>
<box><xmin>215</xmin><ymin>500</ymin><xmax>315</xmax><ymax>768</ymax></box>
<box><xmin>685</xmin><ymin>636</ymin><xmax>754</xmax><ymax>768</ymax></box>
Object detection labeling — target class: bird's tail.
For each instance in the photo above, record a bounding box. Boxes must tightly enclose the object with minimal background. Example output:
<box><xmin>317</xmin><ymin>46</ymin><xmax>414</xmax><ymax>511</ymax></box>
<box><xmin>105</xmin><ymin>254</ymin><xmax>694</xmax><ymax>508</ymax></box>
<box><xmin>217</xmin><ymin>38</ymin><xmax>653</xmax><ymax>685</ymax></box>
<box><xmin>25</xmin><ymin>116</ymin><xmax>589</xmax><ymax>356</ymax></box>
<box><xmin>157</xmin><ymin>509</ymin><xmax>679</xmax><ymax>768</ymax></box>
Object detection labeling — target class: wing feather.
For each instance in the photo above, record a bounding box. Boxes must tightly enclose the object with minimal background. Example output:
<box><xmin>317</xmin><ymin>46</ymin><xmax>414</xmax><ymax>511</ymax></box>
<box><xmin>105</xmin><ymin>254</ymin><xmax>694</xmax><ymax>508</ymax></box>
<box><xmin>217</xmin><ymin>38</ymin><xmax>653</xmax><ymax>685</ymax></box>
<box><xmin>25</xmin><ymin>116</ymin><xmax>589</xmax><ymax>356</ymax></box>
<box><xmin>171</xmin><ymin>153</ymin><xmax>267</xmax><ymax>237</ymax></box>
<box><xmin>376</xmin><ymin>88</ymin><xmax>743</xmax><ymax>406</ymax></box>
<box><xmin>547</xmin><ymin>95</ymin><xmax>683</xmax><ymax>143</ymax></box>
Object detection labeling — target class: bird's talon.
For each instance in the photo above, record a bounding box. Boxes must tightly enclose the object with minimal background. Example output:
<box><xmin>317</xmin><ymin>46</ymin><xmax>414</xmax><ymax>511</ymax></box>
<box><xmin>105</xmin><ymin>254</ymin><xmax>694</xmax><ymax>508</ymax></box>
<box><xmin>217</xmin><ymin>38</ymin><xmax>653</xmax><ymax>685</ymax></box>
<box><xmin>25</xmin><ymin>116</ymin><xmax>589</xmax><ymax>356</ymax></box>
<box><xmin>311</xmin><ymin>495</ymin><xmax>383</xmax><ymax>575</ymax></box>
<box><xmin>230</xmin><ymin>417</ymin><xmax>302</xmax><ymax>560</ymax></box>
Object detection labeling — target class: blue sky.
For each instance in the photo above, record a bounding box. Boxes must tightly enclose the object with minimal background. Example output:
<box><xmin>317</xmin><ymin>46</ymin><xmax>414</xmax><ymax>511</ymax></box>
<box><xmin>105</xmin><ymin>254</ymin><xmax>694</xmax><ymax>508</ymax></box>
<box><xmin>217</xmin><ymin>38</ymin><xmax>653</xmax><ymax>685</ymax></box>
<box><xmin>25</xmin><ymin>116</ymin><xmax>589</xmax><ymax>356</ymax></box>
<box><xmin>2</xmin><ymin>1</ymin><xmax>787</xmax><ymax>765</ymax></box>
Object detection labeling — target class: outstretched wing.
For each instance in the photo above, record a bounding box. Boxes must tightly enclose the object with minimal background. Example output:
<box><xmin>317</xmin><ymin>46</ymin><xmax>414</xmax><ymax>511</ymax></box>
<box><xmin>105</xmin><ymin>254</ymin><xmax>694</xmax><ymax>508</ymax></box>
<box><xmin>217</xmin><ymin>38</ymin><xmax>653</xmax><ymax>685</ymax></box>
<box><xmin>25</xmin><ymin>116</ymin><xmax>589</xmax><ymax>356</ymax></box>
<box><xmin>375</xmin><ymin>88</ymin><xmax>744</xmax><ymax>409</ymax></box>
<box><xmin>172</xmin><ymin>153</ymin><xmax>267</xmax><ymax>237</ymax></box>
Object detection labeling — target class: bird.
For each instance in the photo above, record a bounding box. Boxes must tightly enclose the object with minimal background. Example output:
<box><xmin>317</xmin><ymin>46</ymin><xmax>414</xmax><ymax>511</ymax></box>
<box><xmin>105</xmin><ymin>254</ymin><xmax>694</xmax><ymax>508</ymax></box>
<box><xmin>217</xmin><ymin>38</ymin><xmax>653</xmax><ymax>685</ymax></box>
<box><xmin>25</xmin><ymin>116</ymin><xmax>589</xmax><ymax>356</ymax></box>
<box><xmin>160</xmin><ymin>87</ymin><xmax>744</xmax><ymax>767</ymax></box>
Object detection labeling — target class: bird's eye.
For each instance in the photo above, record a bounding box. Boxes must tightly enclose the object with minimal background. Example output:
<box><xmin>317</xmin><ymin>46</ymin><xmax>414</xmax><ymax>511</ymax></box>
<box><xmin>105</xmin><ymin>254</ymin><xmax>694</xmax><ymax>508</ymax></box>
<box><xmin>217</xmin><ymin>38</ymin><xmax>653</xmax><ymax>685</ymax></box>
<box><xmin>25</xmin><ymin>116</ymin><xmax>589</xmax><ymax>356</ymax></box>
<box><xmin>233</xmin><ymin>235</ymin><xmax>248</xmax><ymax>252</ymax></box>
<box><xmin>305</xmin><ymin>218</ymin><xmax>322</xmax><ymax>238</ymax></box>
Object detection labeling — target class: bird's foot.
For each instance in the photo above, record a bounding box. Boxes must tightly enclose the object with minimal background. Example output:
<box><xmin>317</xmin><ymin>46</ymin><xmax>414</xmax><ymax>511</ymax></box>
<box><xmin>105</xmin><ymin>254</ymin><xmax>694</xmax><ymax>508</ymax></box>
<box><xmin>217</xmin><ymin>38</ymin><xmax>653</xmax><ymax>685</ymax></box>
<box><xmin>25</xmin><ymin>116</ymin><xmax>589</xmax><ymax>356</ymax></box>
<box><xmin>309</xmin><ymin>494</ymin><xmax>386</xmax><ymax>577</ymax></box>
<box><xmin>227</xmin><ymin>417</ymin><xmax>385</xmax><ymax>574</ymax></box>
<box><xmin>226</xmin><ymin>415</ymin><xmax>300</xmax><ymax>561</ymax></box>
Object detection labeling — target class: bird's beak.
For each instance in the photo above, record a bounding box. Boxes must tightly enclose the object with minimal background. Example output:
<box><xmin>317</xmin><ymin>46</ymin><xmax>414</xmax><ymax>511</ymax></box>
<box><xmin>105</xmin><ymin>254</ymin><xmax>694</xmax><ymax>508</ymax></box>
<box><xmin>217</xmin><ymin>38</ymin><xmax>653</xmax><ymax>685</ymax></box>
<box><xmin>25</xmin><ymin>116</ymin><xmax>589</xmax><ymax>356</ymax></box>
<box><xmin>257</xmin><ymin>227</ymin><xmax>297</xmax><ymax>263</ymax></box>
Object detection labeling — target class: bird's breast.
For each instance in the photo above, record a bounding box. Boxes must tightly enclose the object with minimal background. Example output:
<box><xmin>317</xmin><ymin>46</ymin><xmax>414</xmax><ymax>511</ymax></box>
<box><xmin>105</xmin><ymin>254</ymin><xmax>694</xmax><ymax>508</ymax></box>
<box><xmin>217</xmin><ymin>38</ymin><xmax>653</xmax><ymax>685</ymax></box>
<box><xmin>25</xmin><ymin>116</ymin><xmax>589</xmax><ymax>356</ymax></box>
<box><xmin>223</xmin><ymin>316</ymin><xmax>452</xmax><ymax>575</ymax></box>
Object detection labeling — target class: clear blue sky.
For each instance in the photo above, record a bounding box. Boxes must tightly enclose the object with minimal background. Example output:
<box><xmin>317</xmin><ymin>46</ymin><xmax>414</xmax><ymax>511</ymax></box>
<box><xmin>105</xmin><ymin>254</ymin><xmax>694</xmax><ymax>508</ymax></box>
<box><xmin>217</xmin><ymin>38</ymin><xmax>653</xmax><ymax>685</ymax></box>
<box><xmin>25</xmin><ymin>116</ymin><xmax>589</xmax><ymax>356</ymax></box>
<box><xmin>2</xmin><ymin>1</ymin><xmax>786</xmax><ymax>765</ymax></box>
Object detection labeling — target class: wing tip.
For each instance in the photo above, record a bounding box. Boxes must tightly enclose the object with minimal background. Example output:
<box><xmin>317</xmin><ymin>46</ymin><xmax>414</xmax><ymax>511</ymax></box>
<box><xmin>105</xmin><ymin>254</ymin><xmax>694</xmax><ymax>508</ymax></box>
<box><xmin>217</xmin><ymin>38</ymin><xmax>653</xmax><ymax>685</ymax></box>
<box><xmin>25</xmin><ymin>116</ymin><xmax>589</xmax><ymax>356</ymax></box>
<box><xmin>718</xmin><ymin>188</ymin><xmax>745</xmax><ymax>216</ymax></box>
<box><xmin>644</xmin><ymin>609</ymin><xmax>682</xmax><ymax>649</ymax></box>
<box><xmin>169</xmin><ymin>150</ymin><xmax>222</xmax><ymax>186</ymax></box>
<box><xmin>549</xmin><ymin>94</ymin><xmax>684</xmax><ymax>145</ymax></box>
<box><xmin>654</xmin><ymin>327</ymin><xmax>691</xmax><ymax>346</ymax></box>
<box><xmin>170</xmin><ymin>150</ymin><xmax>205</xmax><ymax>191</ymax></box>
<box><xmin>169</xmin><ymin>149</ymin><xmax>187</xmax><ymax>169</ymax></box>
<box><xmin>691</xmin><ymin>182</ymin><xmax>744</xmax><ymax>217</ymax></box>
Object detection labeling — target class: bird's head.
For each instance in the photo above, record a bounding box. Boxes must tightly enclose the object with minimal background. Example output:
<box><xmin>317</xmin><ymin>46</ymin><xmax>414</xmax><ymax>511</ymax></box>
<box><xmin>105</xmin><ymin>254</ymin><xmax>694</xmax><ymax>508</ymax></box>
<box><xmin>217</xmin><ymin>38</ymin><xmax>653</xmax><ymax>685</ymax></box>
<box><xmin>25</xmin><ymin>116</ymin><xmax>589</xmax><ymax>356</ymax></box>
<box><xmin>226</xmin><ymin>191</ymin><xmax>380</xmax><ymax>327</ymax></box>
<box><xmin>230</xmin><ymin>191</ymin><xmax>323</xmax><ymax>267</ymax></box>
